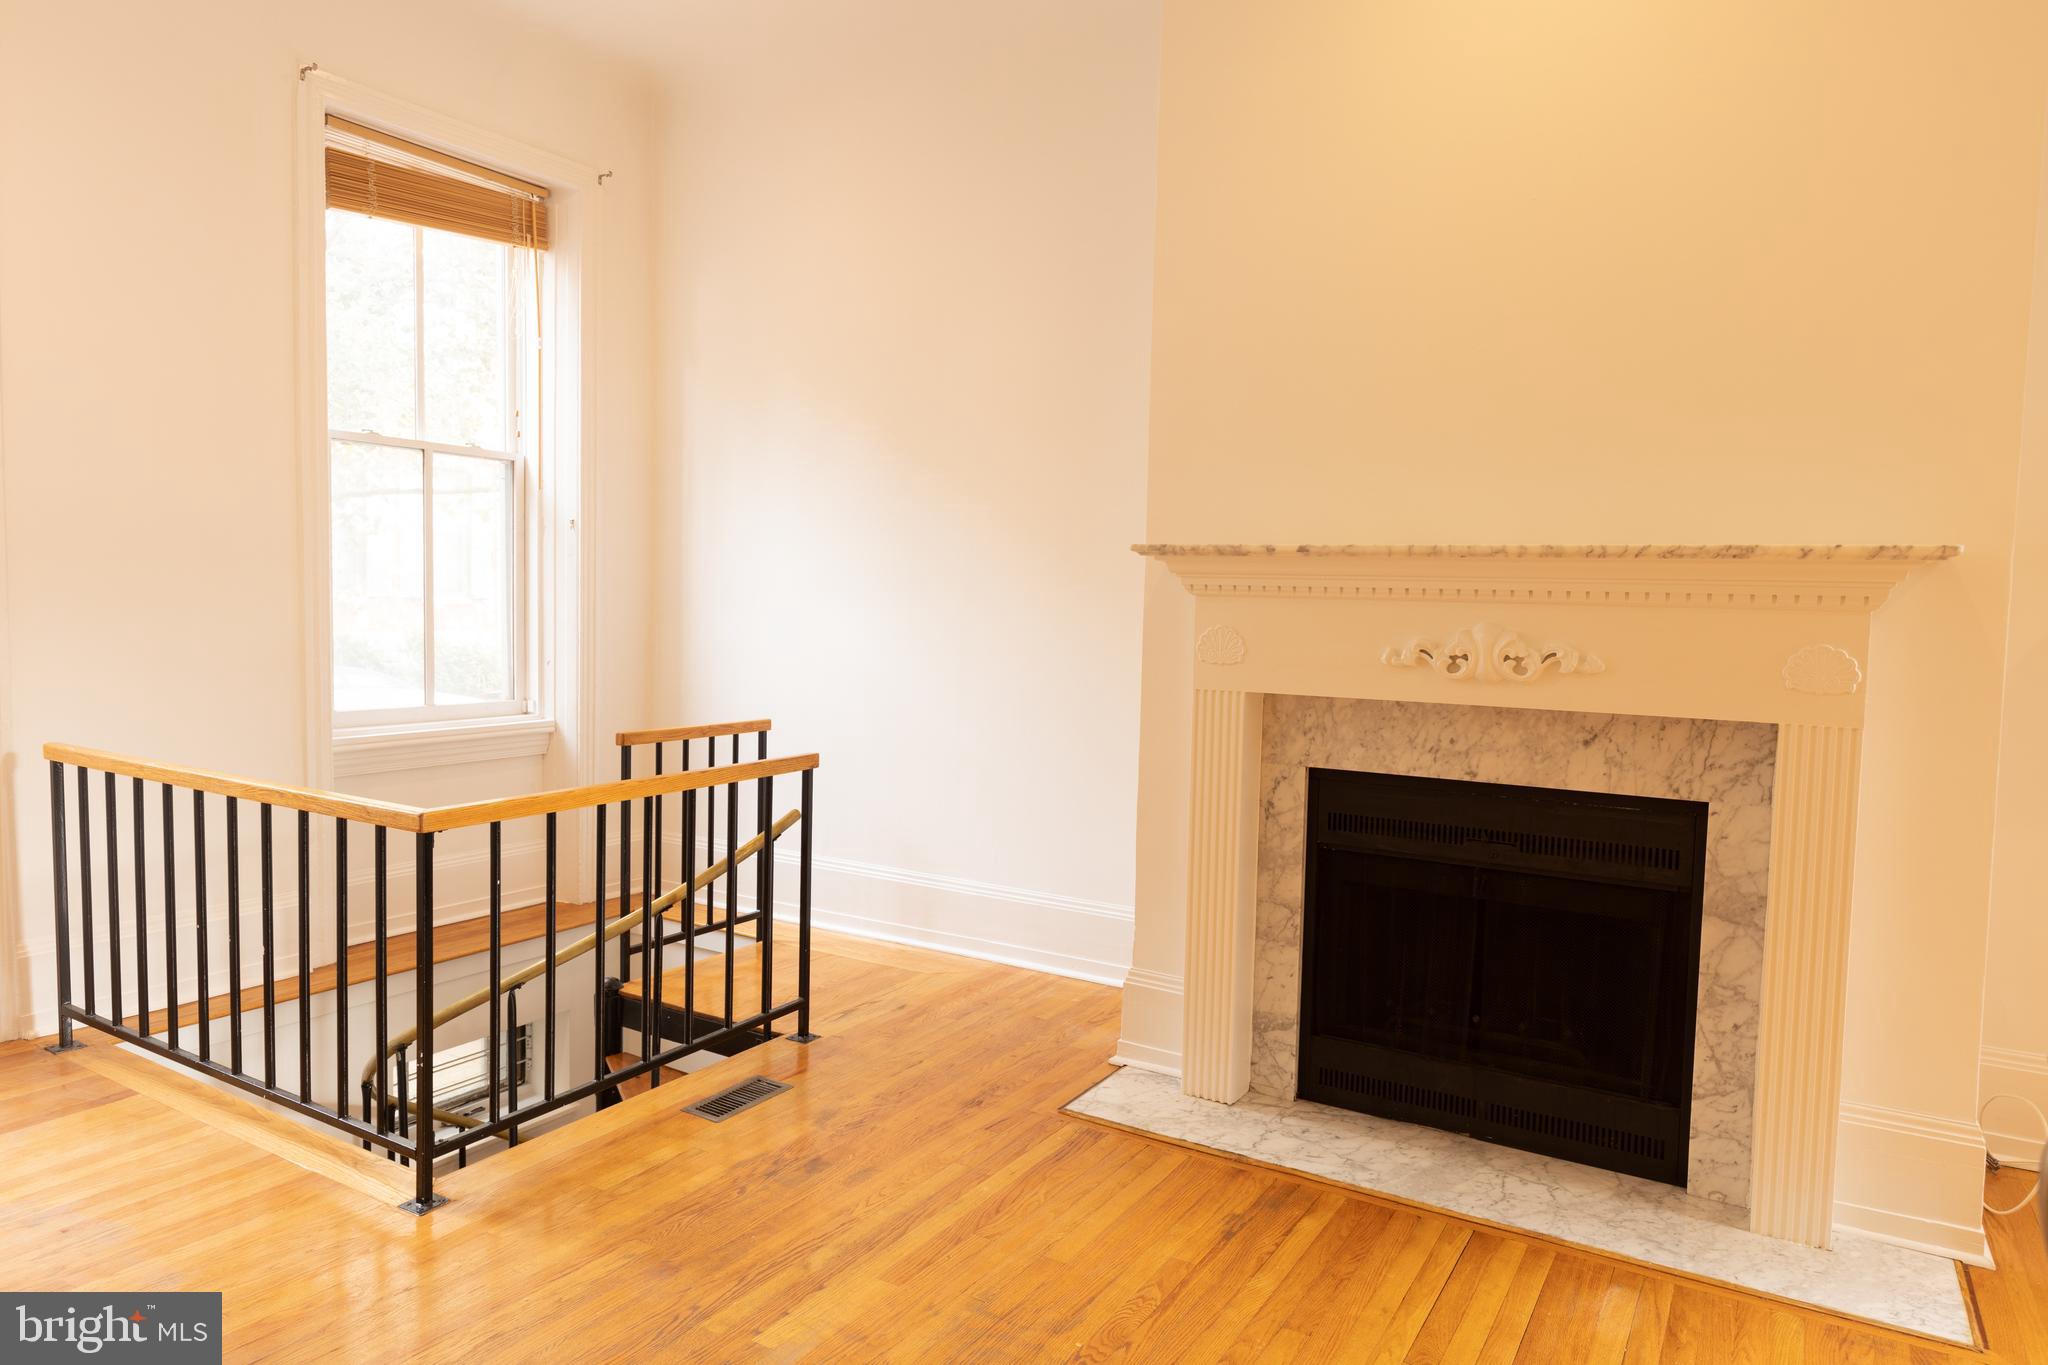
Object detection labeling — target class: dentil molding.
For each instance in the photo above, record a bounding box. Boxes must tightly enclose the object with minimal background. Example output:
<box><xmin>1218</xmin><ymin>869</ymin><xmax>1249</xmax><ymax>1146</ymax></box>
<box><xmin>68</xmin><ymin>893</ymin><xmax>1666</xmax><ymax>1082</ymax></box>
<box><xmin>1135</xmin><ymin>544</ymin><xmax>1960</xmax><ymax>612</ymax></box>
<box><xmin>1383</xmin><ymin>623</ymin><xmax>1604</xmax><ymax>683</ymax></box>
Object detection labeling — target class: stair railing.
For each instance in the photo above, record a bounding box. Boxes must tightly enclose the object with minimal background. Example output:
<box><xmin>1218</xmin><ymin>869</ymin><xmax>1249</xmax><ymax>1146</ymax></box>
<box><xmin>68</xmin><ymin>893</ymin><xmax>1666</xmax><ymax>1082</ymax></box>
<box><xmin>39</xmin><ymin>731</ymin><xmax>818</xmax><ymax>1215</ymax></box>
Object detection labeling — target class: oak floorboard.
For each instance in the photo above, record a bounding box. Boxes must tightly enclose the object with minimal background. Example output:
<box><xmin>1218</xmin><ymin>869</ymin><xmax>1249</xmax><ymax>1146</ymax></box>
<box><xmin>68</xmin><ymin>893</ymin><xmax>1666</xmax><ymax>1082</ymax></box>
<box><xmin>4</xmin><ymin>928</ymin><xmax>2045</xmax><ymax>1363</ymax></box>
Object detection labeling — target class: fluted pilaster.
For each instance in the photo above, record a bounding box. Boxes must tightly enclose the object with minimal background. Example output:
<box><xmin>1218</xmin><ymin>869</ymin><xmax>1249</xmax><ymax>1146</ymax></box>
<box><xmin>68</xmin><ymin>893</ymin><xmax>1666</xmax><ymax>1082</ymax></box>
<box><xmin>1181</xmin><ymin>688</ymin><xmax>1261</xmax><ymax>1102</ymax></box>
<box><xmin>1750</xmin><ymin>722</ymin><xmax>1864</xmax><ymax>1247</ymax></box>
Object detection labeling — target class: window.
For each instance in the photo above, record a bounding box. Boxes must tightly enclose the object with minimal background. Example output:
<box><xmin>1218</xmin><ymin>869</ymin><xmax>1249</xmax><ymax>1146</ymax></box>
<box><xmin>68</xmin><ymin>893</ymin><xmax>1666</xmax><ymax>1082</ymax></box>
<box><xmin>324</xmin><ymin>119</ymin><xmax>547</xmax><ymax>726</ymax></box>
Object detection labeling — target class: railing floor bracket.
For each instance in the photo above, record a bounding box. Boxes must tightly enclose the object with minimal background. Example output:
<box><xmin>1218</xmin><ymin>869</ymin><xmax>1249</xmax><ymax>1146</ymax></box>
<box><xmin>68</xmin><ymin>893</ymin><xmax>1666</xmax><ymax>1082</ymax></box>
<box><xmin>398</xmin><ymin>1193</ymin><xmax>448</xmax><ymax>1216</ymax></box>
<box><xmin>43</xmin><ymin>1039</ymin><xmax>86</xmax><ymax>1054</ymax></box>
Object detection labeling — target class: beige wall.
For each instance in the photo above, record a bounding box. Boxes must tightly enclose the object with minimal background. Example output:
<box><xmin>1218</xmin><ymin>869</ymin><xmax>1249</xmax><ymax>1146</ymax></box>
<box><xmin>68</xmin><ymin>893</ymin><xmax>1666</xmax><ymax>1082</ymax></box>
<box><xmin>644</xmin><ymin>0</ymin><xmax>1158</xmax><ymax>977</ymax></box>
<box><xmin>1981</xmin><ymin>122</ymin><xmax>2048</xmax><ymax>1166</ymax></box>
<box><xmin>1129</xmin><ymin>0</ymin><xmax>2048</xmax><ymax>1241</ymax></box>
<box><xmin>0</xmin><ymin>0</ymin><xmax>660</xmax><ymax>1035</ymax></box>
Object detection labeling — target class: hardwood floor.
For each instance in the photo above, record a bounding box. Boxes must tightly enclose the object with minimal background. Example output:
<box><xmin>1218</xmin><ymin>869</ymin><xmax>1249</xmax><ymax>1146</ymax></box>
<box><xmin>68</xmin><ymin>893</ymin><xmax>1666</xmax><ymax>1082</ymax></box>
<box><xmin>3</xmin><ymin>930</ymin><xmax>2043</xmax><ymax>1362</ymax></box>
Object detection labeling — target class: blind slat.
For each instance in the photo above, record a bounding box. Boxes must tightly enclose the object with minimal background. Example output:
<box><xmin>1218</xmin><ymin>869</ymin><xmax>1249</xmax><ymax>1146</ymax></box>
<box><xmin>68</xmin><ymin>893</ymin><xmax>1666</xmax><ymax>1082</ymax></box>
<box><xmin>325</xmin><ymin>146</ymin><xmax>549</xmax><ymax>250</ymax></box>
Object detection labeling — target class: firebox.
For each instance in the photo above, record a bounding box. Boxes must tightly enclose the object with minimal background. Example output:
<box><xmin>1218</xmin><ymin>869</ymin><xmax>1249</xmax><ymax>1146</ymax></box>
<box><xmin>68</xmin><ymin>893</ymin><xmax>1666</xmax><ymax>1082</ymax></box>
<box><xmin>1298</xmin><ymin>769</ymin><xmax>1709</xmax><ymax>1186</ymax></box>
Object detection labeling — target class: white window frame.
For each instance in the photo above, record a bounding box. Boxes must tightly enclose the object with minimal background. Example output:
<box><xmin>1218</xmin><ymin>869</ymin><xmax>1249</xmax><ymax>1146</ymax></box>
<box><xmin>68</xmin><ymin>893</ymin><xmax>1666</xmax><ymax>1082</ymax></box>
<box><xmin>326</xmin><ymin>220</ymin><xmax>530</xmax><ymax>728</ymax></box>
<box><xmin>294</xmin><ymin>72</ymin><xmax>605</xmax><ymax>791</ymax></box>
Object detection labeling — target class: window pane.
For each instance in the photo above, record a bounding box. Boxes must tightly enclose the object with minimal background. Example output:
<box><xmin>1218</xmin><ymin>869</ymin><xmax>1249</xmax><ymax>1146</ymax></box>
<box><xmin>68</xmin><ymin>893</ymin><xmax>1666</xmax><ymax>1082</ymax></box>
<box><xmin>432</xmin><ymin>452</ymin><xmax>514</xmax><ymax>705</ymax></box>
<box><xmin>332</xmin><ymin>442</ymin><xmax>425</xmax><ymax>712</ymax></box>
<box><xmin>422</xmin><ymin>229</ymin><xmax>511</xmax><ymax>450</ymax></box>
<box><xmin>325</xmin><ymin>212</ymin><xmax>417</xmax><ymax>436</ymax></box>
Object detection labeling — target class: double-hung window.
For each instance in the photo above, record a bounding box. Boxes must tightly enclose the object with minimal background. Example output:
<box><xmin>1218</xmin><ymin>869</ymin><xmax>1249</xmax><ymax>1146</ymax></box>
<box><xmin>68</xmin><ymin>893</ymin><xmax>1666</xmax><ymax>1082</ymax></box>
<box><xmin>323</xmin><ymin>118</ymin><xmax>547</xmax><ymax>725</ymax></box>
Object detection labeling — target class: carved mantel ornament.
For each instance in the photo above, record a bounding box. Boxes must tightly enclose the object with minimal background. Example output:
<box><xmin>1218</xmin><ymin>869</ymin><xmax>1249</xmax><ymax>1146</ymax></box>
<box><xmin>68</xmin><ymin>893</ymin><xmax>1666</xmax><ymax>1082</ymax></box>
<box><xmin>1782</xmin><ymin>644</ymin><xmax>1863</xmax><ymax>695</ymax></box>
<box><xmin>1383</xmin><ymin>622</ymin><xmax>1604</xmax><ymax>683</ymax></box>
<box><xmin>1197</xmin><ymin>625</ymin><xmax>1247</xmax><ymax>665</ymax></box>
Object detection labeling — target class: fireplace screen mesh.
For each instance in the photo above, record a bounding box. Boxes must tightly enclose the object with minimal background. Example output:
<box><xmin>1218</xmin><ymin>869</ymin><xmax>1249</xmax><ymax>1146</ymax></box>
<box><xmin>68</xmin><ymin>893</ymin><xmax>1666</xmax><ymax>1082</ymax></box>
<box><xmin>1299</xmin><ymin>769</ymin><xmax>1707</xmax><ymax>1185</ymax></box>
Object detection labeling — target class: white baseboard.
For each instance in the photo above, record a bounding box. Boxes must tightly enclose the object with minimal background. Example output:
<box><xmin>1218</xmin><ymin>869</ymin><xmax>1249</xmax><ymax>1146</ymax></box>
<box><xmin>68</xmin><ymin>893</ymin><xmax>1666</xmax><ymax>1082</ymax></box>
<box><xmin>1834</xmin><ymin>1101</ymin><xmax>1993</xmax><ymax>1265</ymax></box>
<box><xmin>1114</xmin><ymin>965</ymin><xmax>1183</xmax><ymax>1077</ymax></box>
<box><xmin>1980</xmin><ymin>1046</ymin><xmax>2048</xmax><ymax>1170</ymax></box>
<box><xmin>666</xmin><ymin>834</ymin><xmax>1133</xmax><ymax>986</ymax></box>
<box><xmin>1109</xmin><ymin>1041</ymin><xmax>1183</xmax><ymax>1077</ymax></box>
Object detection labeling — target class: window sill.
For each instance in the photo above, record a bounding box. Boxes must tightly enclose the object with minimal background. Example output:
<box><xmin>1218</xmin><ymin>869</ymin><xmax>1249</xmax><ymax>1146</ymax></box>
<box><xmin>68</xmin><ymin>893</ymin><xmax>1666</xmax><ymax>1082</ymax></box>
<box><xmin>333</xmin><ymin>714</ymin><xmax>555</xmax><ymax>777</ymax></box>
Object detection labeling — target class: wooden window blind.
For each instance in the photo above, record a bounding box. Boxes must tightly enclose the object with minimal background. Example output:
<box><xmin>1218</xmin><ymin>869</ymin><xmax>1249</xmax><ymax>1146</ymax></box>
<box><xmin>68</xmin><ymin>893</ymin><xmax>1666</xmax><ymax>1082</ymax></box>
<box><xmin>324</xmin><ymin>115</ymin><xmax>549</xmax><ymax>250</ymax></box>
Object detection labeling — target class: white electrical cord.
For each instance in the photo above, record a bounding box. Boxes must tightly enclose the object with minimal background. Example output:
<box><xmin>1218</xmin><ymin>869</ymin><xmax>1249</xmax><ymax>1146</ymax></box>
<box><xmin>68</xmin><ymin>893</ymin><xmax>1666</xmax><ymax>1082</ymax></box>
<box><xmin>1980</xmin><ymin>1092</ymin><xmax>2046</xmax><ymax>1217</ymax></box>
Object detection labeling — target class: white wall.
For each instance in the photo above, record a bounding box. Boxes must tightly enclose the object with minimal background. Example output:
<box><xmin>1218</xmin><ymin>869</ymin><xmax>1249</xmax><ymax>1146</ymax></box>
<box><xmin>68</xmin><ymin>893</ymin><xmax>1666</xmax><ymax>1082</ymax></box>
<box><xmin>0</xmin><ymin>0</ymin><xmax>661</xmax><ymax>1037</ymax></box>
<box><xmin>1981</xmin><ymin>118</ymin><xmax>2048</xmax><ymax>1170</ymax></box>
<box><xmin>643</xmin><ymin>0</ymin><xmax>1160</xmax><ymax>980</ymax></box>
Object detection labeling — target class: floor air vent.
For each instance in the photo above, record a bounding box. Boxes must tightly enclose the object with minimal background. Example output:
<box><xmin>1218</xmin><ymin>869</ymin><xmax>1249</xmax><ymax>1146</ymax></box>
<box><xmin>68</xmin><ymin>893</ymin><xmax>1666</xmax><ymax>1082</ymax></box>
<box><xmin>683</xmin><ymin>1076</ymin><xmax>790</xmax><ymax>1122</ymax></box>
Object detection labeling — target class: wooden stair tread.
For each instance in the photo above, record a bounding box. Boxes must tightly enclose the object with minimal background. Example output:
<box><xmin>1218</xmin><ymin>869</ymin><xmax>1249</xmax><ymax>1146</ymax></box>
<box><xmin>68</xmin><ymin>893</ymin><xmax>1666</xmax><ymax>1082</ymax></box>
<box><xmin>615</xmin><ymin>933</ymin><xmax>779</xmax><ymax>1016</ymax></box>
<box><xmin>603</xmin><ymin>1053</ymin><xmax>654</xmax><ymax>1100</ymax></box>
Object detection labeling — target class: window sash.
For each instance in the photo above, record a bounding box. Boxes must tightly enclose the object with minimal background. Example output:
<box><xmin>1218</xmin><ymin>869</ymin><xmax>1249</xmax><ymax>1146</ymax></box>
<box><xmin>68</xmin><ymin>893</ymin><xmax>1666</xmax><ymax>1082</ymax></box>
<box><xmin>328</xmin><ymin>217</ymin><xmax>528</xmax><ymax>726</ymax></box>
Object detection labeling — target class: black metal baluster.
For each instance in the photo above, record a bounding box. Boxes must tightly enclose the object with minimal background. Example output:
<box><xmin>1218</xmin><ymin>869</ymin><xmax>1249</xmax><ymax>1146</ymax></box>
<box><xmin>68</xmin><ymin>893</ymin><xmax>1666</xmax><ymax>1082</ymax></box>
<box><xmin>702</xmin><ymin>739</ymin><xmax>714</xmax><ymax>931</ymax></box>
<box><xmin>76</xmin><ymin>768</ymin><xmax>93</xmax><ymax>1020</ymax></box>
<box><xmin>649</xmin><ymin>768</ymin><xmax>665</xmax><ymax>1089</ymax></box>
<box><xmin>297</xmin><ymin>810</ymin><xmax>311</xmax><ymax>1102</ymax></box>
<box><xmin>134</xmin><ymin>778</ymin><xmax>149</xmax><ymax>1041</ymax></box>
<box><xmin>46</xmin><ymin>762</ymin><xmax>77</xmax><ymax>1051</ymax></box>
<box><xmin>406</xmin><ymin>832</ymin><xmax>441</xmax><ymax>1212</ymax></box>
<box><xmin>594</xmin><ymin>801</ymin><xmax>607</xmax><ymax>1088</ymax></box>
<box><xmin>544</xmin><ymin>813</ymin><xmax>557</xmax><ymax>1102</ymax></box>
<box><xmin>106</xmin><ymin>773</ymin><xmax>122</xmax><ymax>1037</ymax></box>
<box><xmin>374</xmin><ymin>826</ymin><xmax>389</xmax><ymax>1139</ymax></box>
<box><xmin>226</xmin><ymin>797</ymin><xmax>241</xmax><ymax>1075</ymax></box>
<box><xmin>725</xmin><ymin>735</ymin><xmax>738</xmax><ymax>1030</ymax></box>
<box><xmin>488</xmin><ymin>821</ymin><xmax>503</xmax><ymax>1126</ymax></box>
<box><xmin>758</xmin><ymin>772</ymin><xmax>775</xmax><ymax>1041</ymax></box>
<box><xmin>193</xmin><ymin>792</ymin><xmax>209</xmax><ymax>1063</ymax></box>
<box><xmin>640</xmin><ymin>785</ymin><xmax>654</xmax><ymax>1067</ymax></box>
<box><xmin>334</xmin><ymin>819</ymin><xmax>348</xmax><ymax>1119</ymax></box>
<box><xmin>618</xmin><ymin>748</ymin><xmax>633</xmax><ymax>985</ymax></box>
<box><xmin>653</xmin><ymin>743</ymin><xmax>664</xmax><ymax>912</ymax></box>
<box><xmin>162</xmin><ymin>783</ymin><xmax>178</xmax><ymax>1051</ymax></box>
<box><xmin>682</xmin><ymin>779</ymin><xmax>697</xmax><ymax>1048</ymax></box>
<box><xmin>260</xmin><ymin>804</ymin><xmax>276</xmax><ymax>1088</ymax></box>
<box><xmin>797</xmin><ymin>767</ymin><xmax>816</xmax><ymax>1042</ymax></box>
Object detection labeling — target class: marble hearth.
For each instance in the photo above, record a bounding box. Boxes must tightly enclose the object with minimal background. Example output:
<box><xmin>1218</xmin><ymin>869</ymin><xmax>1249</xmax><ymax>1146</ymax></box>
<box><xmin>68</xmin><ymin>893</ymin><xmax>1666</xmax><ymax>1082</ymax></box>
<box><xmin>1251</xmin><ymin>695</ymin><xmax>1775</xmax><ymax>1208</ymax></box>
<box><xmin>1136</xmin><ymin>544</ymin><xmax>1958</xmax><ymax>1252</ymax></box>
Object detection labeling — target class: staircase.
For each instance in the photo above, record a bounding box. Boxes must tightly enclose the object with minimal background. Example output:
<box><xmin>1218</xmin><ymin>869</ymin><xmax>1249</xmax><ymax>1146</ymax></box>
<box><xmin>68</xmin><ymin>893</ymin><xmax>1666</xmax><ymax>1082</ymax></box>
<box><xmin>40</xmin><ymin>718</ymin><xmax>819</xmax><ymax>1213</ymax></box>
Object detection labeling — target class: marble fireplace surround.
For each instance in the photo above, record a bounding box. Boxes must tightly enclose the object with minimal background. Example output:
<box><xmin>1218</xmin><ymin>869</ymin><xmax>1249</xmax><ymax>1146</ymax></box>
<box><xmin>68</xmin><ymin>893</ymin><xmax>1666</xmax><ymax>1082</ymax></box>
<box><xmin>1251</xmin><ymin>695</ymin><xmax>1775</xmax><ymax>1209</ymax></box>
<box><xmin>1138</xmin><ymin>544</ymin><xmax>1959</xmax><ymax>1250</ymax></box>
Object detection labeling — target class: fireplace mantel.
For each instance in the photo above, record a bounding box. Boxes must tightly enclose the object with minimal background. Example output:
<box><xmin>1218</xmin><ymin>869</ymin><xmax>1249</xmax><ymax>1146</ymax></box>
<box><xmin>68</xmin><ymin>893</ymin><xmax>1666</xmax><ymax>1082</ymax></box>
<box><xmin>1143</xmin><ymin>540</ymin><xmax>1958</xmax><ymax>1249</ymax></box>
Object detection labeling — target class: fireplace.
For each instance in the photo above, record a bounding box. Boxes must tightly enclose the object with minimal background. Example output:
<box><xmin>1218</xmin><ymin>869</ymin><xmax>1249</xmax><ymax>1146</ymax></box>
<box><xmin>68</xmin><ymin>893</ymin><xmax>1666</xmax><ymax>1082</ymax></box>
<box><xmin>1298</xmin><ymin>768</ymin><xmax>1709</xmax><ymax>1186</ymax></box>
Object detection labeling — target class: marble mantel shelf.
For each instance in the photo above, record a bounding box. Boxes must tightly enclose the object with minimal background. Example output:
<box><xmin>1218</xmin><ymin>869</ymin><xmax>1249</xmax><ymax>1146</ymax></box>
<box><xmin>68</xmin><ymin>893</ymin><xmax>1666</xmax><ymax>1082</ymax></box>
<box><xmin>1134</xmin><ymin>543</ymin><xmax>1960</xmax><ymax>611</ymax></box>
<box><xmin>1131</xmin><ymin>543</ymin><xmax>1960</xmax><ymax>561</ymax></box>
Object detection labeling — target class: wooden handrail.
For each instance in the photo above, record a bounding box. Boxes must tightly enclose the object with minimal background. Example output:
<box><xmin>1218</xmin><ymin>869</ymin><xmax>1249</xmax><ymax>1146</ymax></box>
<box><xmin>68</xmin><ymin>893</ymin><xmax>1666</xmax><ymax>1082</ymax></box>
<box><xmin>43</xmin><ymin>742</ymin><xmax>818</xmax><ymax>835</ymax></box>
<box><xmin>42</xmin><ymin>743</ymin><xmax>427</xmax><ymax>831</ymax></box>
<box><xmin>417</xmin><ymin>754</ymin><xmax>818</xmax><ymax>832</ymax></box>
<box><xmin>616</xmin><ymin>718</ymin><xmax>772</xmax><ymax>747</ymax></box>
<box><xmin>363</xmin><ymin>807</ymin><xmax>802</xmax><ymax>1085</ymax></box>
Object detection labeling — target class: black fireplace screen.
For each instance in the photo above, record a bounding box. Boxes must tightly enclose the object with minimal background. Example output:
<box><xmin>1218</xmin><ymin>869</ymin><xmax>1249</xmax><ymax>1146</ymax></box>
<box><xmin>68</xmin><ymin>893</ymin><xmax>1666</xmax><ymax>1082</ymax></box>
<box><xmin>1298</xmin><ymin>769</ymin><xmax>1708</xmax><ymax>1185</ymax></box>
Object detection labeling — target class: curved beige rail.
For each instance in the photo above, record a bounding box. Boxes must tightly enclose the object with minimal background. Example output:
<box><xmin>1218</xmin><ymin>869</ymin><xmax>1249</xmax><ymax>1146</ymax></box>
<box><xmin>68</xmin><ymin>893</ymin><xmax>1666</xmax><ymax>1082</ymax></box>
<box><xmin>362</xmin><ymin>807</ymin><xmax>802</xmax><ymax>1090</ymax></box>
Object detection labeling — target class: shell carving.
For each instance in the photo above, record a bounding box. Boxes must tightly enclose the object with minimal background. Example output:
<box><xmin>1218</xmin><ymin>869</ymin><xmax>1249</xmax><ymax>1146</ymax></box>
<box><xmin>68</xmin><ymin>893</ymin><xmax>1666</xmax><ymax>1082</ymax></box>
<box><xmin>1383</xmin><ymin>623</ymin><xmax>1604</xmax><ymax>684</ymax></box>
<box><xmin>1782</xmin><ymin>644</ymin><xmax>1862</xmax><ymax>695</ymax></box>
<box><xmin>1197</xmin><ymin>625</ymin><xmax>1247</xmax><ymax>666</ymax></box>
